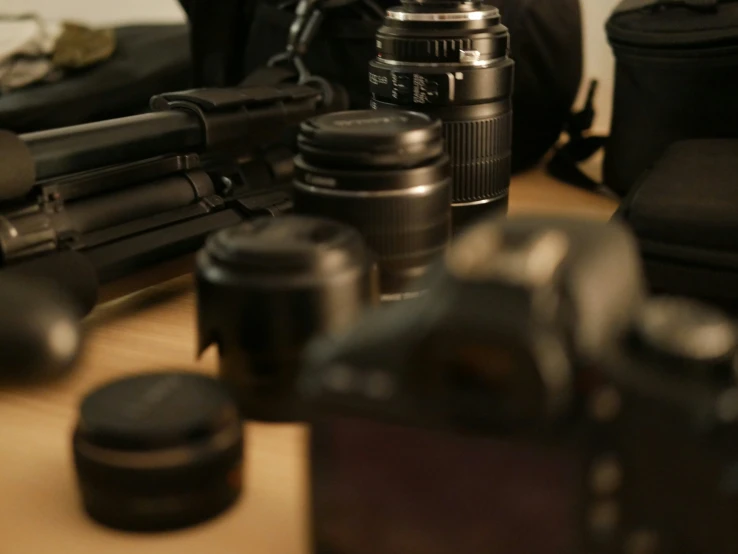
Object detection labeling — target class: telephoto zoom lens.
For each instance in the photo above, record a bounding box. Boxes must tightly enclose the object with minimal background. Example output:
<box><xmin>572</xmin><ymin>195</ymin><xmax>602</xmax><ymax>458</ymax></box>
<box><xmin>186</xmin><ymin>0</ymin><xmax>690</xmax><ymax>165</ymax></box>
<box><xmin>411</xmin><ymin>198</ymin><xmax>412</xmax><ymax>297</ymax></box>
<box><xmin>293</xmin><ymin>109</ymin><xmax>452</xmax><ymax>300</ymax></box>
<box><xmin>196</xmin><ymin>216</ymin><xmax>379</xmax><ymax>422</ymax></box>
<box><xmin>370</xmin><ymin>0</ymin><xmax>514</xmax><ymax>228</ymax></box>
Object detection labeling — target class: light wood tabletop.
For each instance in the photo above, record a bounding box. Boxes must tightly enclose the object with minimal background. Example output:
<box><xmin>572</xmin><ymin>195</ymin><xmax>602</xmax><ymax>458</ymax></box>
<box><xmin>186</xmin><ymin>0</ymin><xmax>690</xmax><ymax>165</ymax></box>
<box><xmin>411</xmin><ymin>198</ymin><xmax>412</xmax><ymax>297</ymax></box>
<box><xmin>0</xmin><ymin>168</ymin><xmax>617</xmax><ymax>554</ymax></box>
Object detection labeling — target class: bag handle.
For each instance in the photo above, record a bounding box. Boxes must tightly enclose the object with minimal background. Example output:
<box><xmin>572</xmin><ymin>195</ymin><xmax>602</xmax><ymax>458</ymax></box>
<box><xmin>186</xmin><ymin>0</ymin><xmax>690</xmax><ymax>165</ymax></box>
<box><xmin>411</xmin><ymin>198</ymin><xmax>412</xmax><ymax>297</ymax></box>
<box><xmin>614</xmin><ymin>0</ymin><xmax>721</xmax><ymax>15</ymax></box>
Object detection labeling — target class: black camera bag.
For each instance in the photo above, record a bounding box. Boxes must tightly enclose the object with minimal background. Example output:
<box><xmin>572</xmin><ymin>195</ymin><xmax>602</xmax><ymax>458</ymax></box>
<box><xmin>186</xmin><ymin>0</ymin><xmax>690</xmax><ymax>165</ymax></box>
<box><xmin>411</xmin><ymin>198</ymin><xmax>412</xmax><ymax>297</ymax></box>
<box><xmin>615</xmin><ymin>139</ymin><xmax>738</xmax><ymax>312</ymax></box>
<box><xmin>604</xmin><ymin>0</ymin><xmax>738</xmax><ymax>195</ymax></box>
<box><xmin>180</xmin><ymin>0</ymin><xmax>583</xmax><ymax>173</ymax></box>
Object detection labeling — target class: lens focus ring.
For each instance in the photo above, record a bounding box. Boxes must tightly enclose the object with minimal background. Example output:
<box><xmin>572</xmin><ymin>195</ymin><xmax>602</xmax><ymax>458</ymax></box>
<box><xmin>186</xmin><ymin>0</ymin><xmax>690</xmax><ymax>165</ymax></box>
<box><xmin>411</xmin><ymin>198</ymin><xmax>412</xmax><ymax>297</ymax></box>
<box><xmin>379</xmin><ymin>38</ymin><xmax>482</xmax><ymax>64</ymax></box>
<box><xmin>443</xmin><ymin>110</ymin><xmax>513</xmax><ymax>203</ymax></box>
<box><xmin>293</xmin><ymin>182</ymin><xmax>451</xmax><ymax>258</ymax></box>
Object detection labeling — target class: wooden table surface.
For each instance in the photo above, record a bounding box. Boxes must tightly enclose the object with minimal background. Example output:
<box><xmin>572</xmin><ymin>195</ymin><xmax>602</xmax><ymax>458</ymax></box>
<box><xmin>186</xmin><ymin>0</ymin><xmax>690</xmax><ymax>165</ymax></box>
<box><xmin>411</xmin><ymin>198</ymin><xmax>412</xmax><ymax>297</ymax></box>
<box><xmin>0</xmin><ymin>168</ymin><xmax>617</xmax><ymax>554</ymax></box>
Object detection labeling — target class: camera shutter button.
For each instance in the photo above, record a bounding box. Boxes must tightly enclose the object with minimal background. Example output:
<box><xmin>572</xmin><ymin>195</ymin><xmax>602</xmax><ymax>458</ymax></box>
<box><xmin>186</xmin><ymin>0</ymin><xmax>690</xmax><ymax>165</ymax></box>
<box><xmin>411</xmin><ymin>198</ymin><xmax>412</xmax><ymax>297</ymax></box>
<box><xmin>634</xmin><ymin>297</ymin><xmax>737</xmax><ymax>368</ymax></box>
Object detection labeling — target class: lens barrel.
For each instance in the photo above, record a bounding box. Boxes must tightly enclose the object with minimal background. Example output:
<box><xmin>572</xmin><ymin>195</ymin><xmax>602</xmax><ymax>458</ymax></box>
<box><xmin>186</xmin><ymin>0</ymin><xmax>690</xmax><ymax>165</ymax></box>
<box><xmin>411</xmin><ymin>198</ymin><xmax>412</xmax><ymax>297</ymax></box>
<box><xmin>370</xmin><ymin>0</ymin><xmax>514</xmax><ymax>229</ymax></box>
<box><xmin>293</xmin><ymin>109</ymin><xmax>452</xmax><ymax>299</ymax></box>
<box><xmin>195</xmin><ymin>216</ymin><xmax>379</xmax><ymax>421</ymax></box>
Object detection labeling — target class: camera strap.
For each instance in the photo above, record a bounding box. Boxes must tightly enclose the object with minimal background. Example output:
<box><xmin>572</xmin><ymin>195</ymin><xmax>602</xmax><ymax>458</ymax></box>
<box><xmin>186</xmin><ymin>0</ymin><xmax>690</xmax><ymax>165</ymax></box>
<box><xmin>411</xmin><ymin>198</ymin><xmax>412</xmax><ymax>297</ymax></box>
<box><xmin>264</xmin><ymin>0</ymin><xmax>377</xmax><ymax>107</ymax></box>
<box><xmin>614</xmin><ymin>0</ymin><xmax>723</xmax><ymax>15</ymax></box>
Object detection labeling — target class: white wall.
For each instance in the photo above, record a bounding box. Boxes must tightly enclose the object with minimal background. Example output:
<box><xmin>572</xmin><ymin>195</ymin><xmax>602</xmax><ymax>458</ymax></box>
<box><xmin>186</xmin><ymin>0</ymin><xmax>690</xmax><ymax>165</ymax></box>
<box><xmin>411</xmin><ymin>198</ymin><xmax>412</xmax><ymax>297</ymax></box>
<box><xmin>0</xmin><ymin>0</ymin><xmax>185</xmax><ymax>25</ymax></box>
<box><xmin>581</xmin><ymin>0</ymin><xmax>621</xmax><ymax>133</ymax></box>
<box><xmin>5</xmin><ymin>0</ymin><xmax>620</xmax><ymax>130</ymax></box>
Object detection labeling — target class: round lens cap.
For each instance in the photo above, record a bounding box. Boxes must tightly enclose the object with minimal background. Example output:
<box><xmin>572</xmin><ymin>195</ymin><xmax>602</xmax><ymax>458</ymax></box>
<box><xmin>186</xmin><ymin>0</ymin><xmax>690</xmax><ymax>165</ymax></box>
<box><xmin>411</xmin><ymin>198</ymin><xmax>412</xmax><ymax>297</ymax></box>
<box><xmin>298</xmin><ymin>110</ymin><xmax>443</xmax><ymax>168</ymax></box>
<box><xmin>73</xmin><ymin>371</ymin><xmax>244</xmax><ymax>532</ymax></box>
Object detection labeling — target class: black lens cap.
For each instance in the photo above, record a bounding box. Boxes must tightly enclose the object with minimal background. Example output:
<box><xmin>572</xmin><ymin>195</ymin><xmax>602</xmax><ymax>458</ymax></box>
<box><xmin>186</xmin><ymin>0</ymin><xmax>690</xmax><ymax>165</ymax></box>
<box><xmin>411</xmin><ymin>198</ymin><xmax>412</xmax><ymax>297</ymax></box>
<box><xmin>297</xmin><ymin>109</ymin><xmax>444</xmax><ymax>168</ymax></box>
<box><xmin>73</xmin><ymin>371</ymin><xmax>244</xmax><ymax>532</ymax></box>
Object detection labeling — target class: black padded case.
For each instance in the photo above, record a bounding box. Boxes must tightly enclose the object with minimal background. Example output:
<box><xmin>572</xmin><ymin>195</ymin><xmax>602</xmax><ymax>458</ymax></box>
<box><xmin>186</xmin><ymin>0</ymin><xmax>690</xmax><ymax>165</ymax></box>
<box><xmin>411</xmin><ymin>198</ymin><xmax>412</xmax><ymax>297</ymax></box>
<box><xmin>0</xmin><ymin>25</ymin><xmax>191</xmax><ymax>132</ymax></box>
<box><xmin>604</xmin><ymin>0</ymin><xmax>738</xmax><ymax>195</ymax></box>
<box><xmin>616</xmin><ymin>139</ymin><xmax>738</xmax><ymax>311</ymax></box>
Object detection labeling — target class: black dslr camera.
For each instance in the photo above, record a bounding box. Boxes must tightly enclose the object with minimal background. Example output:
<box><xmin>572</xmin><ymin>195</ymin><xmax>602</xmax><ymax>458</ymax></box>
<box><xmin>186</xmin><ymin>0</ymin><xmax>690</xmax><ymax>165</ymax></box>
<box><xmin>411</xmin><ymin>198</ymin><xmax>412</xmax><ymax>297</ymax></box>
<box><xmin>301</xmin><ymin>215</ymin><xmax>738</xmax><ymax>554</ymax></box>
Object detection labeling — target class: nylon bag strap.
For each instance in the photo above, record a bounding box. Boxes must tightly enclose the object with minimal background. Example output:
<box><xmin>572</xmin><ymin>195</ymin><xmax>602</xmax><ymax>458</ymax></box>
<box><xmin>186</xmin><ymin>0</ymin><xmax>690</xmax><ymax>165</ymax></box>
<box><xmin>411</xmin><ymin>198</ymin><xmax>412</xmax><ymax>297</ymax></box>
<box><xmin>614</xmin><ymin>0</ymin><xmax>721</xmax><ymax>15</ymax></box>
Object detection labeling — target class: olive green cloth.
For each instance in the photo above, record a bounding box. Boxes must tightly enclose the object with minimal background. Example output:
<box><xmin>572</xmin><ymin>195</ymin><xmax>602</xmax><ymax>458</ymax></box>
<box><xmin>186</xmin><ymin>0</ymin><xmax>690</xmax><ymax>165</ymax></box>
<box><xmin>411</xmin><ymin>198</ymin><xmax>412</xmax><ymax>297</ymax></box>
<box><xmin>0</xmin><ymin>15</ymin><xmax>117</xmax><ymax>93</ymax></box>
<box><xmin>53</xmin><ymin>22</ymin><xmax>116</xmax><ymax>69</ymax></box>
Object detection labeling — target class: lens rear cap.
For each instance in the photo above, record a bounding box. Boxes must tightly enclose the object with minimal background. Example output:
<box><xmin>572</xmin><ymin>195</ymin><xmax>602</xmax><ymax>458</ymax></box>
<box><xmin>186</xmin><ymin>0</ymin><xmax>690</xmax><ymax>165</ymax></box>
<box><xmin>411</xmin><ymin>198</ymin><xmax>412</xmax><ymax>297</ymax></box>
<box><xmin>298</xmin><ymin>109</ymin><xmax>444</xmax><ymax>168</ymax></box>
<box><xmin>73</xmin><ymin>371</ymin><xmax>244</xmax><ymax>532</ymax></box>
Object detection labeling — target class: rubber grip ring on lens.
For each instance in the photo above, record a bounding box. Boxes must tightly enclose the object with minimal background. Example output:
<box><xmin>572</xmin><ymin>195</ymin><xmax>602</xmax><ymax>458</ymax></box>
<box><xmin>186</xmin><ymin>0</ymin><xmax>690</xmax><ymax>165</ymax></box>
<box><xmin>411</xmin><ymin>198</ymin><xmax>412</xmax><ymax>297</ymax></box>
<box><xmin>442</xmin><ymin>110</ymin><xmax>513</xmax><ymax>203</ymax></box>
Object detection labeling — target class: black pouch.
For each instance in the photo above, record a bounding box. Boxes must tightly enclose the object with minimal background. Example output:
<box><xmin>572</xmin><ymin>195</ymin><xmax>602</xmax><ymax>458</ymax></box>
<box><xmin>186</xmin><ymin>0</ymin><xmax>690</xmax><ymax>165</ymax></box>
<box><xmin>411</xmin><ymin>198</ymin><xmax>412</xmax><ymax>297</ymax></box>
<box><xmin>615</xmin><ymin>139</ymin><xmax>738</xmax><ymax>311</ymax></box>
<box><xmin>0</xmin><ymin>25</ymin><xmax>191</xmax><ymax>132</ymax></box>
<box><xmin>604</xmin><ymin>0</ymin><xmax>738</xmax><ymax>195</ymax></box>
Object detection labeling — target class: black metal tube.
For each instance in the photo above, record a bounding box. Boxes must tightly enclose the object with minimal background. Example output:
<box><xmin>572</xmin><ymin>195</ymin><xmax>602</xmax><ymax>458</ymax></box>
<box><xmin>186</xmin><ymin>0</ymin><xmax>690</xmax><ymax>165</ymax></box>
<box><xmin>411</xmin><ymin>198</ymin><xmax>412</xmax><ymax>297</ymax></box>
<box><xmin>65</xmin><ymin>173</ymin><xmax>208</xmax><ymax>234</ymax></box>
<box><xmin>22</xmin><ymin>111</ymin><xmax>204</xmax><ymax>181</ymax></box>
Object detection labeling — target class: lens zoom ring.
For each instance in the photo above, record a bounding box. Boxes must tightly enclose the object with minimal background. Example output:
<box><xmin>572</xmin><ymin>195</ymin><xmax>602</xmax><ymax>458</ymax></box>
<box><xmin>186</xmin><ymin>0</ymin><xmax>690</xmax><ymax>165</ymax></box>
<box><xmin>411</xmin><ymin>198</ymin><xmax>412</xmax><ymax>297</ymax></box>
<box><xmin>443</xmin><ymin>110</ymin><xmax>512</xmax><ymax>159</ymax></box>
<box><xmin>450</xmin><ymin>157</ymin><xmax>511</xmax><ymax>203</ymax></box>
<box><xmin>442</xmin><ymin>111</ymin><xmax>513</xmax><ymax>203</ymax></box>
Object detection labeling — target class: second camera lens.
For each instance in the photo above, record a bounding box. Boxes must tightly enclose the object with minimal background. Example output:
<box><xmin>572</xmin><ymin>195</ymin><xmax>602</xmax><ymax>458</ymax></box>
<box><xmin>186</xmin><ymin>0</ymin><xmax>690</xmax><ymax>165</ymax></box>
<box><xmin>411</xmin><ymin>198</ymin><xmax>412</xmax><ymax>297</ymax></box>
<box><xmin>370</xmin><ymin>0</ymin><xmax>515</xmax><ymax>228</ymax></box>
<box><xmin>293</xmin><ymin>109</ymin><xmax>452</xmax><ymax>300</ymax></box>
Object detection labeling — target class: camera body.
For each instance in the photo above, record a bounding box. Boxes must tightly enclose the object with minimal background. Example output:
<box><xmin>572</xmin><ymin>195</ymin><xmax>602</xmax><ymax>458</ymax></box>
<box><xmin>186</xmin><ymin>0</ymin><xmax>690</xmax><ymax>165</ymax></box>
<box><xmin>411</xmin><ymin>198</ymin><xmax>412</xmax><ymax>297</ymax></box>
<box><xmin>301</xmin><ymin>216</ymin><xmax>738</xmax><ymax>554</ymax></box>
